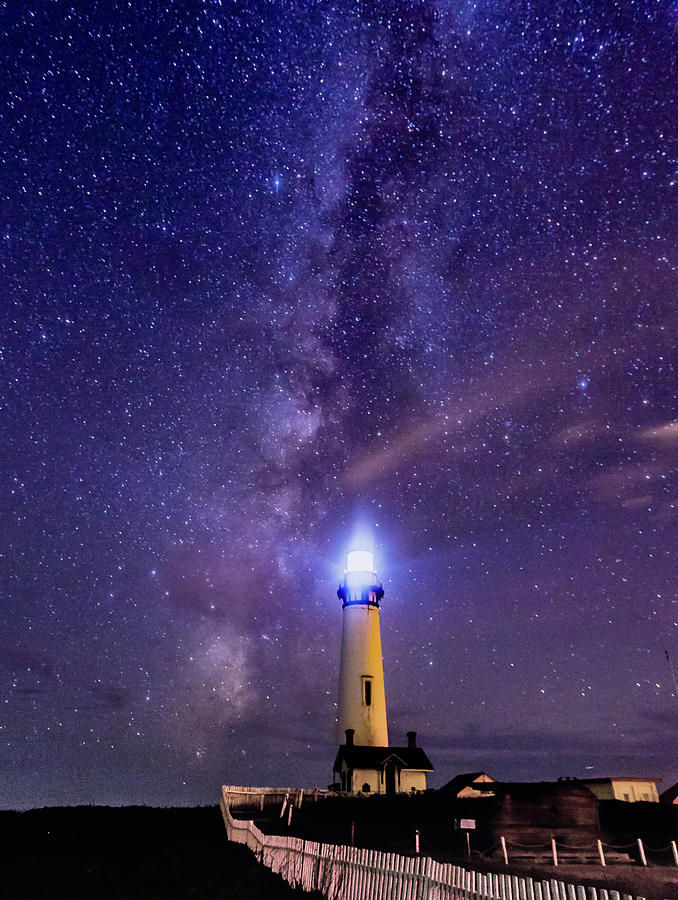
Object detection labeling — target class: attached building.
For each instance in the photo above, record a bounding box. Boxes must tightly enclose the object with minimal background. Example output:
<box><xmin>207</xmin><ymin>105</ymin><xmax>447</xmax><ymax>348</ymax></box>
<box><xmin>334</xmin><ymin>729</ymin><xmax>433</xmax><ymax>794</ymax></box>
<box><xmin>581</xmin><ymin>777</ymin><xmax>661</xmax><ymax>803</ymax></box>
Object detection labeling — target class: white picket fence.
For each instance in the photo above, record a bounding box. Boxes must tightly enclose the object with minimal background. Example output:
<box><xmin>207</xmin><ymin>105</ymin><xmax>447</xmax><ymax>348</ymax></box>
<box><xmin>221</xmin><ymin>786</ymin><xmax>652</xmax><ymax>900</ymax></box>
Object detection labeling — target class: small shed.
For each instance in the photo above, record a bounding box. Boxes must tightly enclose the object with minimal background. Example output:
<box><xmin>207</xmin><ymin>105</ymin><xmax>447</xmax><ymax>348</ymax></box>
<box><xmin>439</xmin><ymin>772</ymin><xmax>495</xmax><ymax>799</ymax></box>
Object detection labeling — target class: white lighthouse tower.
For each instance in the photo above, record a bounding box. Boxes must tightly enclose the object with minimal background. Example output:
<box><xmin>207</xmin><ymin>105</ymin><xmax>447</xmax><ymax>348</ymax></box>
<box><xmin>336</xmin><ymin>549</ymin><xmax>389</xmax><ymax>747</ymax></box>
<box><xmin>333</xmin><ymin>548</ymin><xmax>434</xmax><ymax>794</ymax></box>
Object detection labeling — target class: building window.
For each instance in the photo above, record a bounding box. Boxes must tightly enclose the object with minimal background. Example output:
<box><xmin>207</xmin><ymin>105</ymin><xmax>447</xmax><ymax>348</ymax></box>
<box><xmin>362</xmin><ymin>677</ymin><xmax>372</xmax><ymax>706</ymax></box>
<box><xmin>623</xmin><ymin>793</ymin><xmax>630</xmax><ymax>801</ymax></box>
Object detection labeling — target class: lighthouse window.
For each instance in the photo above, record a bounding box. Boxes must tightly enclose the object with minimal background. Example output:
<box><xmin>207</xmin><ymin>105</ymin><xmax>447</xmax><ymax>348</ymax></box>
<box><xmin>363</xmin><ymin>677</ymin><xmax>373</xmax><ymax>706</ymax></box>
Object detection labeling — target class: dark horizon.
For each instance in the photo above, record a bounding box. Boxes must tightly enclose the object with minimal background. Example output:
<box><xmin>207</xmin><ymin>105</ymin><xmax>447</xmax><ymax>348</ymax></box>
<box><xmin>2</xmin><ymin>0</ymin><xmax>677</xmax><ymax>810</ymax></box>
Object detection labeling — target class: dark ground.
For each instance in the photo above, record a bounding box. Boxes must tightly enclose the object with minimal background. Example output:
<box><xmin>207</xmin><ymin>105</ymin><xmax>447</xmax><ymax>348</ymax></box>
<box><xmin>6</xmin><ymin>801</ymin><xmax>678</xmax><ymax>899</ymax></box>
<box><xmin>3</xmin><ymin>805</ymin><xmax>321</xmax><ymax>899</ymax></box>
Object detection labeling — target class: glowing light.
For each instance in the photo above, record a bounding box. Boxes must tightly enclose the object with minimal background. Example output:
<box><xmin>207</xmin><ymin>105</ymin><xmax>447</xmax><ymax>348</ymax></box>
<box><xmin>346</xmin><ymin>550</ymin><xmax>374</xmax><ymax>573</ymax></box>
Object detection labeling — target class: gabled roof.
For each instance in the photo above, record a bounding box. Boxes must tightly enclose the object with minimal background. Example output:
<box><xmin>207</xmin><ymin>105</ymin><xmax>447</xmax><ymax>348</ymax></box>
<box><xmin>333</xmin><ymin>744</ymin><xmax>433</xmax><ymax>773</ymax></box>
<box><xmin>439</xmin><ymin>772</ymin><xmax>494</xmax><ymax>797</ymax></box>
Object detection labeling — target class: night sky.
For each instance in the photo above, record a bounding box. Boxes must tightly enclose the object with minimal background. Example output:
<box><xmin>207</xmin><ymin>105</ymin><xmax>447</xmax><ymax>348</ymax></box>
<box><xmin>2</xmin><ymin>0</ymin><xmax>678</xmax><ymax>810</ymax></box>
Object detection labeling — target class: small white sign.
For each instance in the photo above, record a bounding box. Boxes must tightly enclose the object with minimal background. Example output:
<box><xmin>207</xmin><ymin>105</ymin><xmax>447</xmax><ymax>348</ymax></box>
<box><xmin>459</xmin><ymin>819</ymin><xmax>476</xmax><ymax>830</ymax></box>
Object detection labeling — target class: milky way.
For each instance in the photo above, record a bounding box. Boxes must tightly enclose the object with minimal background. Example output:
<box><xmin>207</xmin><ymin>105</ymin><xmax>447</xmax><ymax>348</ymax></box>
<box><xmin>2</xmin><ymin>1</ymin><xmax>678</xmax><ymax>808</ymax></box>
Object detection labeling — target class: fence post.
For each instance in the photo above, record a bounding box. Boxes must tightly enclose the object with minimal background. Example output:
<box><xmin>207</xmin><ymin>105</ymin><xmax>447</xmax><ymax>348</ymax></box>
<box><xmin>415</xmin><ymin>829</ymin><xmax>420</xmax><ymax>855</ymax></box>
<box><xmin>500</xmin><ymin>835</ymin><xmax>509</xmax><ymax>865</ymax></box>
<box><xmin>551</xmin><ymin>837</ymin><xmax>558</xmax><ymax>866</ymax></box>
<box><xmin>287</xmin><ymin>803</ymin><xmax>293</xmax><ymax>826</ymax></box>
<box><xmin>498</xmin><ymin>872</ymin><xmax>506</xmax><ymax>899</ymax></box>
<box><xmin>597</xmin><ymin>839</ymin><xmax>606</xmax><ymax>867</ymax></box>
<box><xmin>671</xmin><ymin>839</ymin><xmax>678</xmax><ymax>866</ymax></box>
<box><xmin>280</xmin><ymin>794</ymin><xmax>288</xmax><ymax>818</ymax></box>
<box><xmin>350</xmin><ymin>819</ymin><xmax>355</xmax><ymax>846</ymax></box>
<box><xmin>387</xmin><ymin>851</ymin><xmax>396</xmax><ymax>900</ymax></box>
<box><xmin>637</xmin><ymin>837</ymin><xmax>647</xmax><ymax>866</ymax></box>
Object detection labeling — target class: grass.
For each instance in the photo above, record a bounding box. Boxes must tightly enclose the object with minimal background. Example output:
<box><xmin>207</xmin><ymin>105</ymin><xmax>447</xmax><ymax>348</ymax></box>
<box><xmin>3</xmin><ymin>805</ymin><xmax>321</xmax><ymax>899</ymax></box>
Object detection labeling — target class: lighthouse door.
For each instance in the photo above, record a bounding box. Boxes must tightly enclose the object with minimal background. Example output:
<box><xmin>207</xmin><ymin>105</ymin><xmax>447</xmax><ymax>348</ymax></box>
<box><xmin>385</xmin><ymin>761</ymin><xmax>396</xmax><ymax>795</ymax></box>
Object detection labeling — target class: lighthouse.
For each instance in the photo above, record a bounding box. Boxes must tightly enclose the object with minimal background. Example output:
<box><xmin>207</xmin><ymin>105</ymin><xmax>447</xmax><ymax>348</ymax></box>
<box><xmin>336</xmin><ymin>549</ymin><xmax>389</xmax><ymax>747</ymax></box>
<box><xmin>333</xmin><ymin>548</ymin><xmax>434</xmax><ymax>794</ymax></box>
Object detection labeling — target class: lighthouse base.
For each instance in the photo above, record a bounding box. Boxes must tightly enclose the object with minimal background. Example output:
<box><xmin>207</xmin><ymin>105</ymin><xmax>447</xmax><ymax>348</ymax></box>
<box><xmin>333</xmin><ymin>733</ymin><xmax>433</xmax><ymax>795</ymax></box>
